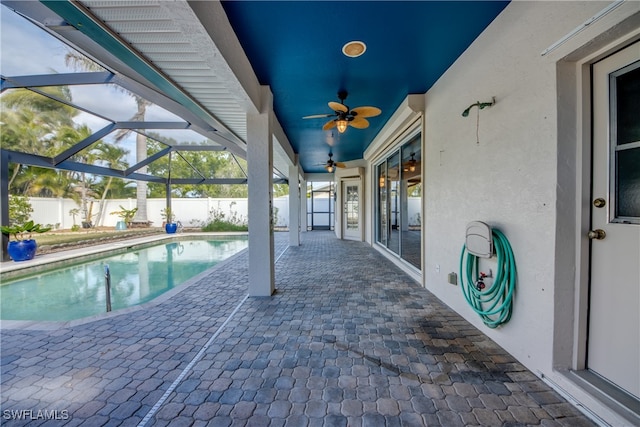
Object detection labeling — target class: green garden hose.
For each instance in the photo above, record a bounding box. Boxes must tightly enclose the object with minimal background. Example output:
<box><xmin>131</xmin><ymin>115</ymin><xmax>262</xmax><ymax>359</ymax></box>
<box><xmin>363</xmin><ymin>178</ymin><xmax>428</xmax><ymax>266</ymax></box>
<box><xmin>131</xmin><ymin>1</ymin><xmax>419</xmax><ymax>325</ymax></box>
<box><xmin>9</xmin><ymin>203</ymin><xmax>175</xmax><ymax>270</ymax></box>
<box><xmin>459</xmin><ymin>228</ymin><xmax>516</xmax><ymax>328</ymax></box>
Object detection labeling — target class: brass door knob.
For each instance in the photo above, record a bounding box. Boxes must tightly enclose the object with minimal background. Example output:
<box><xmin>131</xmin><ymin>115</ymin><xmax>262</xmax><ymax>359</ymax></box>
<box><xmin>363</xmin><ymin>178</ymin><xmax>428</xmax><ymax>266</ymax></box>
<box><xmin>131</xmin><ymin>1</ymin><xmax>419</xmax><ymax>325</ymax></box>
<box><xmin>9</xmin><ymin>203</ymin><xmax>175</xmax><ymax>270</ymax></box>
<box><xmin>588</xmin><ymin>229</ymin><xmax>606</xmax><ymax>240</ymax></box>
<box><xmin>593</xmin><ymin>198</ymin><xmax>606</xmax><ymax>208</ymax></box>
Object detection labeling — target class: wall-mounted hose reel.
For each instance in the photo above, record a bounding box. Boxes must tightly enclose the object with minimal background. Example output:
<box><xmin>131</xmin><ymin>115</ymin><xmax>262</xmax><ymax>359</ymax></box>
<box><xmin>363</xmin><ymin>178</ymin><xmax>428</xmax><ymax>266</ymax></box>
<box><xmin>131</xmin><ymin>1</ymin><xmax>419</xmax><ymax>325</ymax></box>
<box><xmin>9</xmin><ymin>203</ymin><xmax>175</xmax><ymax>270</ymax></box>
<box><xmin>460</xmin><ymin>221</ymin><xmax>517</xmax><ymax>328</ymax></box>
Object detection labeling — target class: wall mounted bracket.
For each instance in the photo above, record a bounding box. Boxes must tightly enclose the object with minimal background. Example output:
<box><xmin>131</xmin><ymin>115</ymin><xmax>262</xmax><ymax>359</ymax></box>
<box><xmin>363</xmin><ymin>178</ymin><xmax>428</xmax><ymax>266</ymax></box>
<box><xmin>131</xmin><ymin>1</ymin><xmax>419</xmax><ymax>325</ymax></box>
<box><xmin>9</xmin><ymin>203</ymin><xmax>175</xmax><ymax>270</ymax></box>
<box><xmin>462</xmin><ymin>97</ymin><xmax>496</xmax><ymax>144</ymax></box>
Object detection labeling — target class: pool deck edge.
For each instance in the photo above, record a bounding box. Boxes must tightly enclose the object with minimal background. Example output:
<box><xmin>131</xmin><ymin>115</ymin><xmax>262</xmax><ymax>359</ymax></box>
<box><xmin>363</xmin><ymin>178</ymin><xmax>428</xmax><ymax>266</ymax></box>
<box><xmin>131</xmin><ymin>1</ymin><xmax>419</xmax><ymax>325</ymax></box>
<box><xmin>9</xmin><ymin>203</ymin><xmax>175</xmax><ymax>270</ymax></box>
<box><xmin>0</xmin><ymin>231</ymin><xmax>249</xmax><ymax>275</ymax></box>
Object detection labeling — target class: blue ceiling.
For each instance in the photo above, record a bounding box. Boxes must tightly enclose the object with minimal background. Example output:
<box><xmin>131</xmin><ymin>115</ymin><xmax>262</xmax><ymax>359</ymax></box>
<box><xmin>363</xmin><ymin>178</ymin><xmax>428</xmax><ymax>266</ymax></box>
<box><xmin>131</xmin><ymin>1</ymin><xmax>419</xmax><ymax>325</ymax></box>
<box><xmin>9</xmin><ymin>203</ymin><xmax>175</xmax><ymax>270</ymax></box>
<box><xmin>221</xmin><ymin>1</ymin><xmax>509</xmax><ymax>173</ymax></box>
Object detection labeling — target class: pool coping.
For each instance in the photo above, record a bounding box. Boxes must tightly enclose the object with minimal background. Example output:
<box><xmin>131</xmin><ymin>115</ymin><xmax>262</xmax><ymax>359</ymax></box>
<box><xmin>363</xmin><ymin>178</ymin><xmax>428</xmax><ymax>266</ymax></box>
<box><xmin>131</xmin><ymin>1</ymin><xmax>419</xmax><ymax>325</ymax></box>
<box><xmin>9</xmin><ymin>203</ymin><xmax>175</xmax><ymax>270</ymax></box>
<box><xmin>0</xmin><ymin>232</ymin><xmax>249</xmax><ymax>331</ymax></box>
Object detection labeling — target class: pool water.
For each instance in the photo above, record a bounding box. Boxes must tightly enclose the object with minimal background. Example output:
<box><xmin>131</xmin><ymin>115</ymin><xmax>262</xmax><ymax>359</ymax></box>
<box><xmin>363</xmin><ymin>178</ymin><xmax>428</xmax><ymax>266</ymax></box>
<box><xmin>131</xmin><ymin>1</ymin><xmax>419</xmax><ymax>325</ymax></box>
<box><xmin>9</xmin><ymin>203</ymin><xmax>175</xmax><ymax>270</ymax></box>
<box><xmin>0</xmin><ymin>237</ymin><xmax>248</xmax><ymax>322</ymax></box>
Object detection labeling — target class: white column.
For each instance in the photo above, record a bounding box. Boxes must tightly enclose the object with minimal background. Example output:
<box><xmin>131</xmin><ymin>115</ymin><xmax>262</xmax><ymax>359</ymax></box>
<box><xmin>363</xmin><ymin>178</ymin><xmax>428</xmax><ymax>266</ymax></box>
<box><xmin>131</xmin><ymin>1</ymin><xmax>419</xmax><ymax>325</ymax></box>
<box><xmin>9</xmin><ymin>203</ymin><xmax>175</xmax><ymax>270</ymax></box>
<box><xmin>300</xmin><ymin>177</ymin><xmax>308</xmax><ymax>232</ymax></box>
<box><xmin>247</xmin><ymin>87</ymin><xmax>275</xmax><ymax>296</ymax></box>
<box><xmin>289</xmin><ymin>164</ymin><xmax>300</xmax><ymax>246</ymax></box>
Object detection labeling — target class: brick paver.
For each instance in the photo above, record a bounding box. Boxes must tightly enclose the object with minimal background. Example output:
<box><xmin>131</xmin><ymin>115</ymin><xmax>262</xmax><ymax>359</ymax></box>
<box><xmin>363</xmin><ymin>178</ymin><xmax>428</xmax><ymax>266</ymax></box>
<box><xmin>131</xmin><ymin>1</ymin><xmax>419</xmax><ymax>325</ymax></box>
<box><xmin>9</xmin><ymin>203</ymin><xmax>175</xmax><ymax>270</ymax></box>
<box><xmin>0</xmin><ymin>232</ymin><xmax>596</xmax><ymax>426</ymax></box>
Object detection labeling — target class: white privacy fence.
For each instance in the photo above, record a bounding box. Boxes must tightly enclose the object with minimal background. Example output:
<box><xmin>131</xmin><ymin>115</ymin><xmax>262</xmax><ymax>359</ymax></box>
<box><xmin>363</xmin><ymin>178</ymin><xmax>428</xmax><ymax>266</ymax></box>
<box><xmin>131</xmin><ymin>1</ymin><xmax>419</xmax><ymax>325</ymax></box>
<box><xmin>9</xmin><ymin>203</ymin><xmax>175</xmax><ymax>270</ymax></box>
<box><xmin>27</xmin><ymin>197</ymin><xmax>290</xmax><ymax>229</ymax></box>
<box><xmin>23</xmin><ymin>196</ymin><xmax>421</xmax><ymax>230</ymax></box>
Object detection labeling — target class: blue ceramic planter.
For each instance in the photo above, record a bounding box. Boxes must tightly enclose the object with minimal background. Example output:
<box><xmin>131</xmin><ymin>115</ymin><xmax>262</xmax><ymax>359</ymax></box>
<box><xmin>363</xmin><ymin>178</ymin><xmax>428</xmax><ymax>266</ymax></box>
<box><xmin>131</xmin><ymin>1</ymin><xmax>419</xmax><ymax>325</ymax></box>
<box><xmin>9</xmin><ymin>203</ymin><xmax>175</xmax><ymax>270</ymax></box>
<box><xmin>8</xmin><ymin>239</ymin><xmax>37</xmax><ymax>262</ymax></box>
<box><xmin>165</xmin><ymin>223</ymin><xmax>178</xmax><ymax>234</ymax></box>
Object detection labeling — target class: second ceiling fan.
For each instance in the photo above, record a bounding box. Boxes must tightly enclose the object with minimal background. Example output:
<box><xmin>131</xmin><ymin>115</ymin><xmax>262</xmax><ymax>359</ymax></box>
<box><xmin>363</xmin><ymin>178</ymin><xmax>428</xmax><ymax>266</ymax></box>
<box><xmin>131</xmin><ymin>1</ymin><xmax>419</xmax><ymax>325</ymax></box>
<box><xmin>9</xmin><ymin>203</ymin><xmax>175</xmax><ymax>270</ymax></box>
<box><xmin>317</xmin><ymin>152</ymin><xmax>345</xmax><ymax>173</ymax></box>
<box><xmin>303</xmin><ymin>90</ymin><xmax>381</xmax><ymax>133</ymax></box>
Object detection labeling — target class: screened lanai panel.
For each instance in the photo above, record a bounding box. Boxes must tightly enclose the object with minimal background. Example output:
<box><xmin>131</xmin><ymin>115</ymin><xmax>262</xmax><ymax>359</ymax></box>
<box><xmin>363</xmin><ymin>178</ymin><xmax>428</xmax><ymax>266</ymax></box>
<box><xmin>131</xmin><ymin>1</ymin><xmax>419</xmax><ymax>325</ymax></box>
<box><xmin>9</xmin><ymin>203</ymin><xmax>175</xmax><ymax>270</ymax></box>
<box><xmin>0</xmin><ymin>5</ymin><xmax>106</xmax><ymax>76</ymax></box>
<box><xmin>63</xmin><ymin>83</ymin><xmax>186</xmax><ymax>124</ymax></box>
<box><xmin>0</xmin><ymin>88</ymin><xmax>111</xmax><ymax>157</ymax></box>
<box><xmin>145</xmin><ymin>151</ymin><xmax>246</xmax><ymax>180</ymax></box>
<box><xmin>147</xmin><ymin>152</ymin><xmax>201</xmax><ymax>180</ymax></box>
<box><xmin>70</xmin><ymin>130</ymin><xmax>181</xmax><ymax>173</ymax></box>
<box><xmin>208</xmin><ymin>153</ymin><xmax>247</xmax><ymax>179</ymax></box>
<box><xmin>136</xmin><ymin>129</ymin><xmax>218</xmax><ymax>147</ymax></box>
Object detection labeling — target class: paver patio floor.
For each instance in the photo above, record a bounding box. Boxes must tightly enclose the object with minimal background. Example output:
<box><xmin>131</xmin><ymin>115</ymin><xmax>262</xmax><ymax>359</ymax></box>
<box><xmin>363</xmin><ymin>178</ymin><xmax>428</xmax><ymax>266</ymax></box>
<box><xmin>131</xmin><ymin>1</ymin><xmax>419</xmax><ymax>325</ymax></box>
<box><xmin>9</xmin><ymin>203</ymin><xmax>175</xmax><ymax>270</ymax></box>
<box><xmin>1</xmin><ymin>232</ymin><xmax>595</xmax><ymax>426</ymax></box>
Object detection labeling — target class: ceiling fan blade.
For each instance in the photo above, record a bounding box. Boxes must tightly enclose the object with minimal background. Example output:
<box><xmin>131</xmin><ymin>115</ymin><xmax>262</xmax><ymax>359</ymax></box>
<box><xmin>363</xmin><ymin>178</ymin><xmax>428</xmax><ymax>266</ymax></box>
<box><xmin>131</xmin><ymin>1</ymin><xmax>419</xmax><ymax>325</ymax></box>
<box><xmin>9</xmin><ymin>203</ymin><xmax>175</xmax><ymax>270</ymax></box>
<box><xmin>349</xmin><ymin>117</ymin><xmax>369</xmax><ymax>129</ymax></box>
<box><xmin>322</xmin><ymin>120</ymin><xmax>336</xmax><ymax>131</ymax></box>
<box><xmin>303</xmin><ymin>113</ymin><xmax>334</xmax><ymax>119</ymax></box>
<box><xmin>328</xmin><ymin>101</ymin><xmax>348</xmax><ymax>113</ymax></box>
<box><xmin>335</xmin><ymin>162</ymin><xmax>347</xmax><ymax>168</ymax></box>
<box><xmin>351</xmin><ymin>106</ymin><xmax>381</xmax><ymax>118</ymax></box>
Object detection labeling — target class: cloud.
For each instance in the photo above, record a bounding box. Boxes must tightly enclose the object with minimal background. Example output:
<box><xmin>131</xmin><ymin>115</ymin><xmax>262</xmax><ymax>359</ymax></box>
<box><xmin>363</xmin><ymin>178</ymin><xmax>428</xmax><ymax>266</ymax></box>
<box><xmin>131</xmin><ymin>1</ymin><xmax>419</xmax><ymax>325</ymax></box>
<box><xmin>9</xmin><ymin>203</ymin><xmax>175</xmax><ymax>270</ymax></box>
<box><xmin>1</xmin><ymin>5</ymin><xmax>74</xmax><ymax>76</ymax></box>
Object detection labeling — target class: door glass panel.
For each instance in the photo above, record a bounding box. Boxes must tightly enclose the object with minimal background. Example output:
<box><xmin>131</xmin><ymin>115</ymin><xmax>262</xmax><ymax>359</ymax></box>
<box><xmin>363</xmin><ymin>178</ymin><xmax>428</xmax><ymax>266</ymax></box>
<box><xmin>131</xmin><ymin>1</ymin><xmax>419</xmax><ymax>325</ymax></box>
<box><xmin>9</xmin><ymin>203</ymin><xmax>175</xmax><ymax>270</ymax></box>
<box><xmin>612</xmin><ymin>62</ymin><xmax>640</xmax><ymax>222</ymax></box>
<box><xmin>615</xmin><ymin>64</ymin><xmax>640</xmax><ymax>145</ymax></box>
<box><xmin>617</xmin><ymin>147</ymin><xmax>640</xmax><ymax>218</ymax></box>
<box><xmin>346</xmin><ymin>185</ymin><xmax>359</xmax><ymax>230</ymax></box>
<box><xmin>388</xmin><ymin>152</ymin><xmax>400</xmax><ymax>255</ymax></box>
<box><xmin>401</xmin><ymin>136</ymin><xmax>421</xmax><ymax>269</ymax></box>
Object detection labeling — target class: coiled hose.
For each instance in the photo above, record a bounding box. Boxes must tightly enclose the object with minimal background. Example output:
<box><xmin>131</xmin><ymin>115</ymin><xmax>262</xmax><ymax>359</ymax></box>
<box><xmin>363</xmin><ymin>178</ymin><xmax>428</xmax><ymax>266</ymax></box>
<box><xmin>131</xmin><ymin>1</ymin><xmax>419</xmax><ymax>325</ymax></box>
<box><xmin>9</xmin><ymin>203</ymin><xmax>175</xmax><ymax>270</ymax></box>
<box><xmin>459</xmin><ymin>228</ymin><xmax>516</xmax><ymax>328</ymax></box>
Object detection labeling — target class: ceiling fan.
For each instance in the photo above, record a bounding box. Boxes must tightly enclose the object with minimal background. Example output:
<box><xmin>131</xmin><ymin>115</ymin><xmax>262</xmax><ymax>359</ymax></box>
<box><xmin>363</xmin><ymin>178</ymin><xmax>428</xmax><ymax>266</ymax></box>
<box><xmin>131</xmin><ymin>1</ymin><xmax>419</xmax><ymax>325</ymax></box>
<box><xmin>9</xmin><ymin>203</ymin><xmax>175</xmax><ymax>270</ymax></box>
<box><xmin>317</xmin><ymin>152</ymin><xmax>346</xmax><ymax>173</ymax></box>
<box><xmin>303</xmin><ymin>90</ymin><xmax>381</xmax><ymax>133</ymax></box>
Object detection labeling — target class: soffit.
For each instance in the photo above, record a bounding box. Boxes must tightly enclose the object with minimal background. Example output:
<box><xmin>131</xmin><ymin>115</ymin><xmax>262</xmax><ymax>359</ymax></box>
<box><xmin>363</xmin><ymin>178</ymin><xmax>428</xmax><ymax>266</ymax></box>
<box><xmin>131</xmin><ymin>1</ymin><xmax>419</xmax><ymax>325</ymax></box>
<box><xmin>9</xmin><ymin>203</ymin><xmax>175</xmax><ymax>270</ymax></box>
<box><xmin>78</xmin><ymin>0</ymin><xmax>251</xmax><ymax>142</ymax></box>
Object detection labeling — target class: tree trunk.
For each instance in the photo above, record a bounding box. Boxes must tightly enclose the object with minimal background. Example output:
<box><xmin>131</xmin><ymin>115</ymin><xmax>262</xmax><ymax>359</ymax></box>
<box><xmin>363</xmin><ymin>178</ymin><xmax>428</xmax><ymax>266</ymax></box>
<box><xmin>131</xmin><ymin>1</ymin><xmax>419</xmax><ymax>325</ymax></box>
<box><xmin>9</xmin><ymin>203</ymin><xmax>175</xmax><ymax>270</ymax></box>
<box><xmin>133</xmin><ymin>131</ymin><xmax>148</xmax><ymax>223</ymax></box>
<box><xmin>94</xmin><ymin>176</ymin><xmax>113</xmax><ymax>227</ymax></box>
<box><xmin>8</xmin><ymin>164</ymin><xmax>21</xmax><ymax>189</ymax></box>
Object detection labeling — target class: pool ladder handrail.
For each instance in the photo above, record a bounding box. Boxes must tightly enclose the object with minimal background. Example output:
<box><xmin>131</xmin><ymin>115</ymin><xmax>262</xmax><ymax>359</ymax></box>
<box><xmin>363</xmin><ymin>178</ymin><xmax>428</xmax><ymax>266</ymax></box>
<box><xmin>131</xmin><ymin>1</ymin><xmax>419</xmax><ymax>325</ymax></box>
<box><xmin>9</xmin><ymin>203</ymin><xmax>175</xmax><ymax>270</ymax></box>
<box><xmin>104</xmin><ymin>264</ymin><xmax>112</xmax><ymax>312</ymax></box>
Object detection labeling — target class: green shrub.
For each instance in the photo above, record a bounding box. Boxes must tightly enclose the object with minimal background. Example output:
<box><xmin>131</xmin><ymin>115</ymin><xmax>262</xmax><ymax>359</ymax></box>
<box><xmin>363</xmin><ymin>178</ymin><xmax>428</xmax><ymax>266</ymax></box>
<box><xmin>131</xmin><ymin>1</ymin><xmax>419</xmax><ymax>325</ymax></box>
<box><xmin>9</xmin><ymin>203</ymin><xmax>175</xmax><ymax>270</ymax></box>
<box><xmin>201</xmin><ymin>221</ymin><xmax>248</xmax><ymax>232</ymax></box>
<box><xmin>201</xmin><ymin>207</ymin><xmax>248</xmax><ymax>232</ymax></box>
<box><xmin>8</xmin><ymin>195</ymin><xmax>33</xmax><ymax>226</ymax></box>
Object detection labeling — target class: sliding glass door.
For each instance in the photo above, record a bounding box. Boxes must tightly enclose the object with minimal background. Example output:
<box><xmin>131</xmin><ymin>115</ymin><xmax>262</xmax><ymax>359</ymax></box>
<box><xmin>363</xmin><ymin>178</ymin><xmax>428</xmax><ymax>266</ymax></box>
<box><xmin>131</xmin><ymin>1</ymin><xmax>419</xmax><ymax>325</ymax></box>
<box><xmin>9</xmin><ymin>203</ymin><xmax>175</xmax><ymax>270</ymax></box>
<box><xmin>375</xmin><ymin>133</ymin><xmax>422</xmax><ymax>270</ymax></box>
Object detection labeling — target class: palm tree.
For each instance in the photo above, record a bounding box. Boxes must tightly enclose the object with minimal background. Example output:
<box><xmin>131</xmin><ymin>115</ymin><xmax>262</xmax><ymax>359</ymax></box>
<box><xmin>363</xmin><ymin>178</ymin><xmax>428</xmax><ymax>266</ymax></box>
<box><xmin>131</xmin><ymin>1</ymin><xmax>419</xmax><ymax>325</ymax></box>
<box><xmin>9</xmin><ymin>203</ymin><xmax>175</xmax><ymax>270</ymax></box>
<box><xmin>113</xmin><ymin>98</ymin><xmax>151</xmax><ymax>224</ymax></box>
<box><xmin>56</xmin><ymin>123</ymin><xmax>102</xmax><ymax>225</ymax></box>
<box><xmin>20</xmin><ymin>167</ymin><xmax>80</xmax><ymax>200</ymax></box>
<box><xmin>1</xmin><ymin>87</ymin><xmax>76</xmax><ymax>189</ymax></box>
<box><xmin>90</xmin><ymin>141</ymin><xmax>129</xmax><ymax>226</ymax></box>
<box><xmin>65</xmin><ymin>51</ymin><xmax>151</xmax><ymax>224</ymax></box>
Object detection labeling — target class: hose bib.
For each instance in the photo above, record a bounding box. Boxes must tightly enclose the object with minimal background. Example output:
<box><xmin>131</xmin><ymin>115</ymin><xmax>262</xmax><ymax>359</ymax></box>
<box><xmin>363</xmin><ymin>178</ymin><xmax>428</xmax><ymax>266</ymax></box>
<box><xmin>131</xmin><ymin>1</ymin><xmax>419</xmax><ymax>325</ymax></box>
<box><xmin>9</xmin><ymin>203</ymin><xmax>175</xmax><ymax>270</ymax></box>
<box><xmin>460</xmin><ymin>228</ymin><xmax>516</xmax><ymax>328</ymax></box>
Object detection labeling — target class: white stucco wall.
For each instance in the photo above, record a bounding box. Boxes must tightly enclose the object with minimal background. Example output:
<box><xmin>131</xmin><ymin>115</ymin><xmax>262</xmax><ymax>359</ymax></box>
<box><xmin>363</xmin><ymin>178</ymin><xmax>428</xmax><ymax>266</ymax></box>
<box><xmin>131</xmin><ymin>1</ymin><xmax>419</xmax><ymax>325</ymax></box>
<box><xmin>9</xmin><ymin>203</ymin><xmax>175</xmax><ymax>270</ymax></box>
<box><xmin>415</xmin><ymin>4</ymin><xmax>639</xmax><ymax>422</ymax></box>
<box><xmin>423</xmin><ymin>0</ymin><xmax>564</xmax><ymax>375</ymax></box>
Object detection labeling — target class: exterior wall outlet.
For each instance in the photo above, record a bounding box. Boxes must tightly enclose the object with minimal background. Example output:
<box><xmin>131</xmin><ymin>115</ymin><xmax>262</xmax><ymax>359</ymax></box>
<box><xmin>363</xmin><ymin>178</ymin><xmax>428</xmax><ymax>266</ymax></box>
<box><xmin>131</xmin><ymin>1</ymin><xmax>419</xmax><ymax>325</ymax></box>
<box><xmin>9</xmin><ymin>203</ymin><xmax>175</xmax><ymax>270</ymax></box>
<box><xmin>448</xmin><ymin>272</ymin><xmax>458</xmax><ymax>285</ymax></box>
<box><xmin>435</xmin><ymin>264</ymin><xmax>440</xmax><ymax>273</ymax></box>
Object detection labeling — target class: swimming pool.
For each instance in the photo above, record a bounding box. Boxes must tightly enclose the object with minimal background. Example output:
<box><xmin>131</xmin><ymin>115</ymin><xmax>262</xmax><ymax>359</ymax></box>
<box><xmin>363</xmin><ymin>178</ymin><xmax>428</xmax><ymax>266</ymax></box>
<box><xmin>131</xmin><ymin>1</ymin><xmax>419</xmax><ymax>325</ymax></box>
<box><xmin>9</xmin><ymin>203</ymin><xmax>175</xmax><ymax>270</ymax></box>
<box><xmin>0</xmin><ymin>237</ymin><xmax>248</xmax><ymax>322</ymax></box>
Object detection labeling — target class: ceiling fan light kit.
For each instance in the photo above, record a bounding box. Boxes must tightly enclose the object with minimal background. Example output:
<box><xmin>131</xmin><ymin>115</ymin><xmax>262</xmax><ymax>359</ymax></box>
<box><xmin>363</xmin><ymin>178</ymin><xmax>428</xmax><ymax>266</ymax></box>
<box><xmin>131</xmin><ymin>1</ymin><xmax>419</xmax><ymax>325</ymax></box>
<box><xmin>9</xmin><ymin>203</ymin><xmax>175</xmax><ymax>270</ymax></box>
<box><xmin>304</xmin><ymin>90</ymin><xmax>381</xmax><ymax>134</ymax></box>
<box><xmin>304</xmin><ymin>91</ymin><xmax>381</xmax><ymax>173</ymax></box>
<box><xmin>318</xmin><ymin>152</ymin><xmax>346</xmax><ymax>173</ymax></box>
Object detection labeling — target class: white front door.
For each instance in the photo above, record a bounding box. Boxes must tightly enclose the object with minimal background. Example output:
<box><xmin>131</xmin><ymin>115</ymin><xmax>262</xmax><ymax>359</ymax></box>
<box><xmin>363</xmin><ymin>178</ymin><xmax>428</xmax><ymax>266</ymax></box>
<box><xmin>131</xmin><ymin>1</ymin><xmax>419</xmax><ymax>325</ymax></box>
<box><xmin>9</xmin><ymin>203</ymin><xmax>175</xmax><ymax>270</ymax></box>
<box><xmin>588</xmin><ymin>42</ymin><xmax>639</xmax><ymax>399</ymax></box>
<box><xmin>343</xmin><ymin>181</ymin><xmax>361</xmax><ymax>241</ymax></box>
